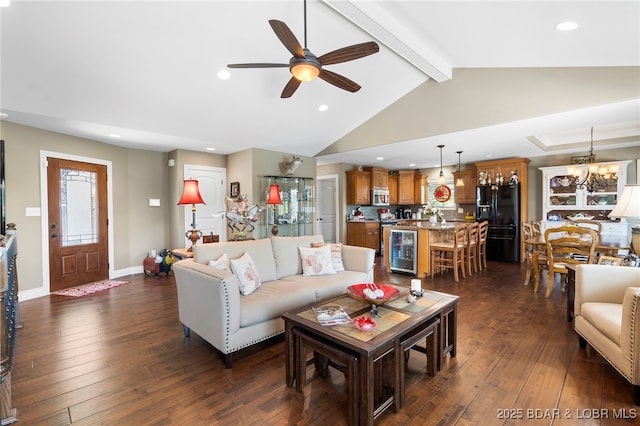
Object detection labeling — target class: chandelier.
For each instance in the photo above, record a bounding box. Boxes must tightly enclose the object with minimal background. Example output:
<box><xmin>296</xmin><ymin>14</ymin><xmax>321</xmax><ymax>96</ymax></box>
<box><xmin>567</xmin><ymin>127</ymin><xmax>618</xmax><ymax>193</ymax></box>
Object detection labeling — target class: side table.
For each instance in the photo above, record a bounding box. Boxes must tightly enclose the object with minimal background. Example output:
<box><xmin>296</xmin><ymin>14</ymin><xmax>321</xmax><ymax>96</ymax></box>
<box><xmin>172</xmin><ymin>248</ymin><xmax>193</xmax><ymax>260</ymax></box>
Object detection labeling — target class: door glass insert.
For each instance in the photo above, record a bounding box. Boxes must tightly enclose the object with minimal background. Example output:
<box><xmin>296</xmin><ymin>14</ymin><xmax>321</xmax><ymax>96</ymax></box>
<box><xmin>60</xmin><ymin>168</ymin><xmax>98</xmax><ymax>246</ymax></box>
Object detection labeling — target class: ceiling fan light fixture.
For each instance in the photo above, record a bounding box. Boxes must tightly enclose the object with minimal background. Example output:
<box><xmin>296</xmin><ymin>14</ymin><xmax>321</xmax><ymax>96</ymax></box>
<box><xmin>290</xmin><ymin>62</ymin><xmax>320</xmax><ymax>82</ymax></box>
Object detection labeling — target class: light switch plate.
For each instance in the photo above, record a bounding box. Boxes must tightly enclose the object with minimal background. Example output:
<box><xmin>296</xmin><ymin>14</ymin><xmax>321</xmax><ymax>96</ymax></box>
<box><xmin>149</xmin><ymin>199</ymin><xmax>161</xmax><ymax>207</ymax></box>
<box><xmin>26</xmin><ymin>207</ymin><xmax>41</xmax><ymax>216</ymax></box>
<box><xmin>458</xmin><ymin>208</ymin><xmax>464</xmax><ymax>214</ymax></box>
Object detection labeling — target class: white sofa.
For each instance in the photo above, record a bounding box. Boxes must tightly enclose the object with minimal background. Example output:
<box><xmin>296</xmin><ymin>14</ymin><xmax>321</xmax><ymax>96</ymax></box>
<box><xmin>574</xmin><ymin>264</ymin><xmax>640</xmax><ymax>404</ymax></box>
<box><xmin>173</xmin><ymin>235</ymin><xmax>375</xmax><ymax>368</ymax></box>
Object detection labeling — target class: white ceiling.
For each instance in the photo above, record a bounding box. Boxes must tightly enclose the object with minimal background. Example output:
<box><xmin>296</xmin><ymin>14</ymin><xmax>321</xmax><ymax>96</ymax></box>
<box><xmin>1</xmin><ymin>0</ymin><xmax>639</xmax><ymax>170</ymax></box>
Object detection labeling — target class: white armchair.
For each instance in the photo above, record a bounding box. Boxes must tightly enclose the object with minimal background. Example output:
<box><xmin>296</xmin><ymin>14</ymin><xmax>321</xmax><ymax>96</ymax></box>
<box><xmin>574</xmin><ymin>264</ymin><xmax>640</xmax><ymax>404</ymax></box>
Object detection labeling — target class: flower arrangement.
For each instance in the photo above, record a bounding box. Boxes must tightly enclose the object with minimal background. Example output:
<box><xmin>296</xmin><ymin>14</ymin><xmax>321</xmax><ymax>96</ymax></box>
<box><xmin>422</xmin><ymin>203</ymin><xmax>444</xmax><ymax>221</ymax></box>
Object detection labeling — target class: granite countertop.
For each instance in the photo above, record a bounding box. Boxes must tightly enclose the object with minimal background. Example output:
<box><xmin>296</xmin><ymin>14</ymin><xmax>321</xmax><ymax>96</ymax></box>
<box><xmin>389</xmin><ymin>222</ymin><xmax>459</xmax><ymax>231</ymax></box>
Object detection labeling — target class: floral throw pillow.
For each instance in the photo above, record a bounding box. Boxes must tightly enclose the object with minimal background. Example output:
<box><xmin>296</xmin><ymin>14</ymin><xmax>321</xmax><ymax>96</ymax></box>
<box><xmin>230</xmin><ymin>252</ymin><xmax>262</xmax><ymax>295</ymax></box>
<box><xmin>298</xmin><ymin>245</ymin><xmax>337</xmax><ymax>277</ymax></box>
<box><xmin>310</xmin><ymin>242</ymin><xmax>345</xmax><ymax>272</ymax></box>
<box><xmin>208</xmin><ymin>253</ymin><xmax>231</xmax><ymax>271</ymax></box>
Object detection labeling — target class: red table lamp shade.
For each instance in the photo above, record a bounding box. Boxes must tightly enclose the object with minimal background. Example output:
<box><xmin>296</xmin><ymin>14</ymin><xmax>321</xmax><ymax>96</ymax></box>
<box><xmin>266</xmin><ymin>184</ymin><xmax>282</xmax><ymax>205</ymax></box>
<box><xmin>177</xmin><ymin>179</ymin><xmax>205</xmax><ymax>205</ymax></box>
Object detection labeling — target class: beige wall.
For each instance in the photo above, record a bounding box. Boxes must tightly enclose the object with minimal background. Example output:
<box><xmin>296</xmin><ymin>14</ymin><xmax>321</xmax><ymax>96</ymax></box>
<box><xmin>0</xmin><ymin>122</ymin><xmax>171</xmax><ymax>294</ymax></box>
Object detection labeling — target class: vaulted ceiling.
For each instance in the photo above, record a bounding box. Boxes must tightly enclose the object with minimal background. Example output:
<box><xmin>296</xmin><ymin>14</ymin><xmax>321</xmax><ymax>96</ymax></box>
<box><xmin>1</xmin><ymin>1</ymin><xmax>638</xmax><ymax>169</ymax></box>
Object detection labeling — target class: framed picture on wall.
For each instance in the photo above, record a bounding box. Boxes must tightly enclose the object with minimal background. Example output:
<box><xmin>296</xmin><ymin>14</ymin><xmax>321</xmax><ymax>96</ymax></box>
<box><xmin>230</xmin><ymin>182</ymin><xmax>240</xmax><ymax>198</ymax></box>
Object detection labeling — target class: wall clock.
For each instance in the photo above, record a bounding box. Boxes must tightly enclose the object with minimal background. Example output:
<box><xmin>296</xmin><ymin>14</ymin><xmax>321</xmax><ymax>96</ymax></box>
<box><xmin>434</xmin><ymin>185</ymin><xmax>451</xmax><ymax>202</ymax></box>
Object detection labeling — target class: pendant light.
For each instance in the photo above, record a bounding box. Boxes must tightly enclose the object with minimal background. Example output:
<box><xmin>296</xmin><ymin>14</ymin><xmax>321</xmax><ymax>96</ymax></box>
<box><xmin>437</xmin><ymin>145</ymin><xmax>445</xmax><ymax>184</ymax></box>
<box><xmin>455</xmin><ymin>151</ymin><xmax>465</xmax><ymax>187</ymax></box>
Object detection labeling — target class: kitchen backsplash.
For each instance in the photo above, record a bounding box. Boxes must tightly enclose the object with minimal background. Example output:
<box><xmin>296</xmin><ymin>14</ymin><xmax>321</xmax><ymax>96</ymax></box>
<box><xmin>347</xmin><ymin>204</ymin><xmax>474</xmax><ymax>221</ymax></box>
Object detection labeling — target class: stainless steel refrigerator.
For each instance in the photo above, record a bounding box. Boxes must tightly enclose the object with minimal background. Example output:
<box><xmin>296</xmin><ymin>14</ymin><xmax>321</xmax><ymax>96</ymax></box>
<box><xmin>476</xmin><ymin>184</ymin><xmax>521</xmax><ymax>263</ymax></box>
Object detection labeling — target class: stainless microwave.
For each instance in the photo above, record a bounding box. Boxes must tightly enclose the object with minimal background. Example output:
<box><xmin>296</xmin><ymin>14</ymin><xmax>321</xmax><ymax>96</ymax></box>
<box><xmin>371</xmin><ymin>189</ymin><xmax>390</xmax><ymax>206</ymax></box>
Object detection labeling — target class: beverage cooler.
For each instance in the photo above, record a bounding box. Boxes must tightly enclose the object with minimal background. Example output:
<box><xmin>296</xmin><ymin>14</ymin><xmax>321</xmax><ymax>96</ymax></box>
<box><xmin>389</xmin><ymin>229</ymin><xmax>417</xmax><ymax>275</ymax></box>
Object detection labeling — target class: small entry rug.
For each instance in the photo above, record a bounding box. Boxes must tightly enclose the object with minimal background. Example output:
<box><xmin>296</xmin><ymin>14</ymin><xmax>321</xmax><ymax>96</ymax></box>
<box><xmin>52</xmin><ymin>280</ymin><xmax>130</xmax><ymax>297</ymax></box>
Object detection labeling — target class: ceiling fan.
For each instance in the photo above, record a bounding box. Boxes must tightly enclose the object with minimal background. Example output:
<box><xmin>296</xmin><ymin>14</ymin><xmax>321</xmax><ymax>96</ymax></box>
<box><xmin>227</xmin><ymin>0</ymin><xmax>379</xmax><ymax>98</ymax></box>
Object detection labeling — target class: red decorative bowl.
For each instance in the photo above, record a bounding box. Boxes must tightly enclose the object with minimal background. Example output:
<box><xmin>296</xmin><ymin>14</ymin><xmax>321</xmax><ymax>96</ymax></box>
<box><xmin>347</xmin><ymin>283</ymin><xmax>399</xmax><ymax>305</ymax></box>
<box><xmin>353</xmin><ymin>316</ymin><xmax>376</xmax><ymax>331</ymax></box>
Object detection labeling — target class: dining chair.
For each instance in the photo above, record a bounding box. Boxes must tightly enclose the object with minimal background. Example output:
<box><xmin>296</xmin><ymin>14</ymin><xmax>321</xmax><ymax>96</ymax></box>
<box><xmin>523</xmin><ymin>223</ymin><xmax>548</xmax><ymax>289</ymax></box>
<box><xmin>531</xmin><ymin>221</ymin><xmax>542</xmax><ymax>237</ymax></box>
<box><xmin>544</xmin><ymin>226</ymin><xmax>598</xmax><ymax>298</ymax></box>
<box><xmin>571</xmin><ymin>218</ymin><xmax>602</xmax><ymax>235</ymax></box>
<box><xmin>430</xmin><ymin>224</ymin><xmax>467</xmax><ymax>282</ymax></box>
<box><xmin>464</xmin><ymin>222</ymin><xmax>480</xmax><ymax>275</ymax></box>
<box><xmin>477</xmin><ymin>221</ymin><xmax>489</xmax><ymax>271</ymax></box>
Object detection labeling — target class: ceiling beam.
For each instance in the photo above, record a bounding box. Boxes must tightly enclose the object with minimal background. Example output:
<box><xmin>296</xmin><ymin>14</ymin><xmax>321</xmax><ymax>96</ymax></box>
<box><xmin>321</xmin><ymin>0</ymin><xmax>452</xmax><ymax>82</ymax></box>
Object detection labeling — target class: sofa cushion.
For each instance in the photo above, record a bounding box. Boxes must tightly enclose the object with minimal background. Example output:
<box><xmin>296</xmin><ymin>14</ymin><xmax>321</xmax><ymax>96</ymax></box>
<box><xmin>311</xmin><ymin>242</ymin><xmax>345</xmax><ymax>272</ymax></box>
<box><xmin>208</xmin><ymin>253</ymin><xmax>230</xmax><ymax>271</ymax></box>
<box><xmin>299</xmin><ymin>245</ymin><xmax>336</xmax><ymax>276</ymax></box>
<box><xmin>239</xmin><ymin>280</ymin><xmax>317</xmax><ymax>327</ymax></box>
<box><xmin>281</xmin><ymin>270</ymin><xmax>370</xmax><ymax>301</ymax></box>
<box><xmin>270</xmin><ymin>235</ymin><xmax>324</xmax><ymax>278</ymax></box>
<box><xmin>194</xmin><ymin>238</ymin><xmax>277</xmax><ymax>282</ymax></box>
<box><xmin>231</xmin><ymin>252</ymin><xmax>262</xmax><ymax>296</ymax></box>
<box><xmin>581</xmin><ymin>302</ymin><xmax>622</xmax><ymax>345</ymax></box>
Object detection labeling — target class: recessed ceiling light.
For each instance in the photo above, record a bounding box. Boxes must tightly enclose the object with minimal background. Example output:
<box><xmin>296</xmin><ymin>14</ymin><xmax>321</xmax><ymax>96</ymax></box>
<box><xmin>376</xmin><ymin>157</ymin><xmax>384</xmax><ymax>161</ymax></box>
<box><xmin>318</xmin><ymin>104</ymin><xmax>328</xmax><ymax>112</ymax></box>
<box><xmin>0</xmin><ymin>112</ymin><xmax>8</xmax><ymax>119</ymax></box>
<box><xmin>0</xmin><ymin>0</ymin><xmax>10</xmax><ymax>8</ymax></box>
<box><xmin>485</xmin><ymin>154</ymin><xmax>492</xmax><ymax>158</ymax></box>
<box><xmin>108</xmin><ymin>133</ymin><xmax>122</xmax><ymax>138</ymax></box>
<box><xmin>217</xmin><ymin>69</ymin><xmax>231</xmax><ymax>80</ymax></box>
<box><xmin>556</xmin><ymin>21</ymin><xmax>579</xmax><ymax>31</ymax></box>
<box><xmin>206</xmin><ymin>147</ymin><xmax>216</xmax><ymax>151</ymax></box>
<box><xmin>408</xmin><ymin>163</ymin><xmax>416</xmax><ymax>167</ymax></box>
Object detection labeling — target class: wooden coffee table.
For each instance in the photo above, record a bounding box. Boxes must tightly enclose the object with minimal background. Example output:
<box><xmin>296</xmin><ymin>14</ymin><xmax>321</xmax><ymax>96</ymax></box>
<box><xmin>283</xmin><ymin>287</ymin><xmax>459</xmax><ymax>425</ymax></box>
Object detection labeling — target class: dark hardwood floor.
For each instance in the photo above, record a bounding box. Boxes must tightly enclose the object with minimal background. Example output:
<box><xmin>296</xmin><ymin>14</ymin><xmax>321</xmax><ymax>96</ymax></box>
<box><xmin>9</xmin><ymin>258</ymin><xmax>637</xmax><ymax>425</ymax></box>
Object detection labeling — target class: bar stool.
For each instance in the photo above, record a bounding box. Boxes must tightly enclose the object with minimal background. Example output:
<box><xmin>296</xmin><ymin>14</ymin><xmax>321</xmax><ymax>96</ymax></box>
<box><xmin>464</xmin><ymin>222</ymin><xmax>480</xmax><ymax>275</ymax></box>
<box><xmin>395</xmin><ymin>317</ymin><xmax>440</xmax><ymax>409</ymax></box>
<box><xmin>430</xmin><ymin>224</ymin><xmax>467</xmax><ymax>282</ymax></box>
<box><xmin>477</xmin><ymin>221</ymin><xmax>489</xmax><ymax>271</ymax></box>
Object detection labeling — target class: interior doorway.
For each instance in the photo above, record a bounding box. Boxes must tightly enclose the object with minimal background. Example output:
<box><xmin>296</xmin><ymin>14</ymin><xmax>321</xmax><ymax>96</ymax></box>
<box><xmin>316</xmin><ymin>175</ymin><xmax>339</xmax><ymax>243</ymax></box>
<box><xmin>183</xmin><ymin>165</ymin><xmax>227</xmax><ymax>245</ymax></box>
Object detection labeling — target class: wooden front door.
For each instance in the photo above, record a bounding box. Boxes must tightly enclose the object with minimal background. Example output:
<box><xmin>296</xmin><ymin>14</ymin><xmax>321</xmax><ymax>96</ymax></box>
<box><xmin>47</xmin><ymin>158</ymin><xmax>109</xmax><ymax>291</ymax></box>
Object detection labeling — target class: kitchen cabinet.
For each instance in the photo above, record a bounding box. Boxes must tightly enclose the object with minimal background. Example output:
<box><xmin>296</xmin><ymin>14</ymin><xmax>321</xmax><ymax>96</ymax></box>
<box><xmin>388</xmin><ymin>174</ymin><xmax>398</xmax><ymax>205</ymax></box>
<box><xmin>346</xmin><ymin>170</ymin><xmax>371</xmax><ymax>205</ymax></box>
<box><xmin>539</xmin><ymin>161</ymin><xmax>631</xmax><ymax>238</ymax></box>
<box><xmin>398</xmin><ymin>170</ymin><xmax>415</xmax><ymax>204</ymax></box>
<box><xmin>364</xmin><ymin>167</ymin><xmax>389</xmax><ymax>189</ymax></box>
<box><xmin>414</xmin><ymin>173</ymin><xmax>427</xmax><ymax>205</ymax></box>
<box><xmin>347</xmin><ymin>221</ymin><xmax>380</xmax><ymax>253</ymax></box>
<box><xmin>265</xmin><ymin>175</ymin><xmax>314</xmax><ymax>237</ymax></box>
<box><xmin>452</xmin><ymin>169</ymin><xmax>477</xmax><ymax>204</ymax></box>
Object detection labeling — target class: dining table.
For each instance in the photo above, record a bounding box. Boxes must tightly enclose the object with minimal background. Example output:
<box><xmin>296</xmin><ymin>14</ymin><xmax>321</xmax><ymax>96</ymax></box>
<box><xmin>524</xmin><ymin>233</ymin><xmax>631</xmax><ymax>294</ymax></box>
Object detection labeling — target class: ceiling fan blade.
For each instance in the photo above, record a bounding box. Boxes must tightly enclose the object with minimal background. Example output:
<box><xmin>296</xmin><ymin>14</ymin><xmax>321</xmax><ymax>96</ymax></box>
<box><xmin>318</xmin><ymin>69</ymin><xmax>361</xmax><ymax>93</ymax></box>
<box><xmin>318</xmin><ymin>41</ymin><xmax>380</xmax><ymax>66</ymax></box>
<box><xmin>227</xmin><ymin>63</ymin><xmax>289</xmax><ymax>69</ymax></box>
<box><xmin>269</xmin><ymin>20</ymin><xmax>305</xmax><ymax>59</ymax></box>
<box><xmin>281</xmin><ymin>77</ymin><xmax>302</xmax><ymax>98</ymax></box>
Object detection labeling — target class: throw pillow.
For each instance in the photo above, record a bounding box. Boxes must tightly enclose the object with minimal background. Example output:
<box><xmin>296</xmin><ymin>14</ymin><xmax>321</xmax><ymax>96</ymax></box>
<box><xmin>230</xmin><ymin>252</ymin><xmax>262</xmax><ymax>295</ymax></box>
<box><xmin>208</xmin><ymin>253</ymin><xmax>231</xmax><ymax>271</ymax></box>
<box><xmin>311</xmin><ymin>242</ymin><xmax>345</xmax><ymax>272</ymax></box>
<box><xmin>298</xmin><ymin>245</ymin><xmax>337</xmax><ymax>277</ymax></box>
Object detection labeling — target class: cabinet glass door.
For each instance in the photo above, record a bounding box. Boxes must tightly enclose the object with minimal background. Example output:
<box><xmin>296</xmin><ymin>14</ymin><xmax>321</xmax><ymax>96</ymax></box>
<box><xmin>265</xmin><ymin>176</ymin><xmax>314</xmax><ymax>237</ymax></box>
<box><xmin>548</xmin><ymin>175</ymin><xmax>578</xmax><ymax>207</ymax></box>
<box><xmin>390</xmin><ymin>230</ymin><xmax>417</xmax><ymax>274</ymax></box>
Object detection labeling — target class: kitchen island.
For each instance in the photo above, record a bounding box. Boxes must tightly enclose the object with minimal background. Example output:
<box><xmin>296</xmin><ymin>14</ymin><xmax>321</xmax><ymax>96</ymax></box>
<box><xmin>382</xmin><ymin>221</ymin><xmax>466</xmax><ymax>277</ymax></box>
